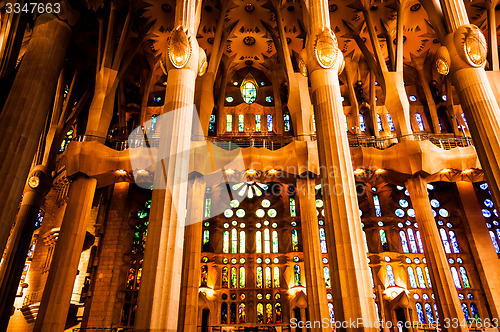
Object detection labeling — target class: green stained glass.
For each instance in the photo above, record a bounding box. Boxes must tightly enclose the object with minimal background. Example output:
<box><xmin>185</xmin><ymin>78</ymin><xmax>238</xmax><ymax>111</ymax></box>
<box><xmin>312</xmin><ymin>112</ymin><xmax>316</xmax><ymax>132</ymax></box>
<box><xmin>272</xmin><ymin>231</ymin><xmax>278</xmax><ymax>253</ymax></box>
<box><xmin>267</xmin><ymin>209</ymin><xmax>277</xmax><ymax>218</ymax></box>
<box><xmin>231</xmin><ymin>229</ymin><xmax>237</xmax><ymax>253</ymax></box>
<box><xmin>316</xmin><ymin>199</ymin><xmax>324</xmax><ymax>208</ymax></box>
<box><xmin>294</xmin><ymin>264</ymin><xmax>301</xmax><ymax>286</ymax></box>
<box><xmin>460</xmin><ymin>267</ymin><xmax>470</xmax><ymax>288</ymax></box>
<box><xmin>265</xmin><ymin>267</ymin><xmax>272</xmax><ymax>288</ymax></box>
<box><xmin>232</xmin><ymin>182</ymin><xmax>244</xmax><ymax>190</ymax></box>
<box><xmin>255</xmin><ymin>114</ymin><xmax>261</xmax><ymax>132</ymax></box>
<box><xmin>256</xmin><ymin>267</ymin><xmax>263</xmax><ymax>288</ymax></box>
<box><xmin>223</xmin><ymin>231</ymin><xmax>229</xmax><ymax>253</ymax></box>
<box><xmin>257</xmin><ymin>303</ymin><xmax>264</xmax><ymax>323</ymax></box>
<box><xmin>256</xmin><ymin>231</ymin><xmax>262</xmax><ymax>253</ymax></box>
<box><xmin>284</xmin><ymin>114</ymin><xmax>291</xmax><ymax>132</ymax></box>
<box><xmin>230</xmin><ymin>199</ymin><xmax>239</xmax><ymax>208</ymax></box>
<box><xmin>261</xmin><ymin>199</ymin><xmax>271</xmax><ymax>208</ymax></box>
<box><xmin>204</xmin><ymin>221</ymin><xmax>210</xmax><ymax>227</ymax></box>
<box><xmin>204</xmin><ymin>199</ymin><xmax>211</xmax><ymax>218</ymax></box>
<box><xmin>254</xmin><ymin>186</ymin><xmax>262</xmax><ymax>196</ymax></box>
<box><xmin>239</xmin><ymin>267</ymin><xmax>246</xmax><ymax>288</ymax></box>
<box><xmin>324</xmin><ymin>266</ymin><xmax>331</xmax><ymax>288</ymax></box>
<box><xmin>226</xmin><ymin>114</ymin><xmax>232</xmax><ymax>132</ymax></box>
<box><xmin>145</xmin><ymin>200</ymin><xmax>151</xmax><ymax>208</ymax></box>
<box><xmin>242</xmin><ymin>82</ymin><xmax>257</xmax><ymax>104</ymax></box>
<box><xmin>203</xmin><ymin>230</ymin><xmax>209</xmax><ymax>245</ymax></box>
<box><xmin>224</xmin><ymin>209</ymin><xmax>233</xmax><ymax>218</ymax></box>
<box><xmin>137</xmin><ymin>210</ymin><xmax>148</xmax><ymax>219</ymax></box>
<box><xmin>290</xmin><ymin>197</ymin><xmax>296</xmax><ymax>217</ymax></box>
<box><xmin>238</xmin><ymin>114</ymin><xmax>245</xmax><ymax>132</ymax></box>
<box><xmin>291</xmin><ymin>229</ymin><xmax>299</xmax><ymax>251</ymax></box>
<box><xmin>425</xmin><ymin>267</ymin><xmax>433</xmax><ymax>288</ymax></box>
<box><xmin>231</xmin><ymin>267</ymin><xmax>237</xmax><ymax>288</ymax></box>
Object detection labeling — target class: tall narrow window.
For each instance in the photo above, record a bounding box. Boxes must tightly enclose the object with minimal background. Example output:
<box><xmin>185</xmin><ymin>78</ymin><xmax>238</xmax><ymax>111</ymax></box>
<box><xmin>425</xmin><ymin>303</ymin><xmax>435</xmax><ymax>324</ymax></box>
<box><xmin>209</xmin><ymin>114</ymin><xmax>216</xmax><ymax>133</ymax></box>
<box><xmin>222</xmin><ymin>267</ymin><xmax>228</xmax><ymax>288</ymax></box>
<box><xmin>328</xmin><ymin>303</ymin><xmax>335</xmax><ymax>322</ymax></box>
<box><xmin>416</xmin><ymin>303</ymin><xmax>426</xmax><ymax>324</ymax></box>
<box><xmin>416</xmin><ymin>230</ymin><xmax>425</xmax><ymax>253</ymax></box>
<box><xmin>223</xmin><ymin>231</ymin><xmax>229</xmax><ymax>253</ymax></box>
<box><xmin>461</xmin><ymin>113</ymin><xmax>469</xmax><ymax>129</ymax></box>
<box><xmin>407</xmin><ymin>229</ymin><xmax>418</xmax><ymax>253</ymax></box>
<box><xmin>489</xmin><ymin>231</ymin><xmax>500</xmax><ymax>253</ymax></box>
<box><xmin>203</xmin><ymin>230</ymin><xmax>210</xmax><ymax>246</ymax></box>
<box><xmin>264</xmin><ymin>229</ymin><xmax>270</xmax><ymax>253</ymax></box>
<box><xmin>272</xmin><ymin>231</ymin><xmax>278</xmax><ymax>253</ymax></box>
<box><xmin>449</xmin><ymin>231</ymin><xmax>460</xmax><ymax>253</ymax></box>
<box><xmin>267</xmin><ymin>114</ymin><xmax>273</xmax><ymax>132</ymax></box>
<box><xmin>400</xmin><ymin>231</ymin><xmax>409</xmax><ymax>253</ymax></box>
<box><xmin>291</xmin><ymin>229</ymin><xmax>299</xmax><ymax>251</ymax></box>
<box><xmin>369</xmin><ymin>267</ymin><xmax>375</xmax><ymax>288</ymax></box>
<box><xmin>273</xmin><ymin>266</ymin><xmax>280</xmax><ymax>287</ymax></box>
<box><xmin>377</xmin><ymin>114</ymin><xmax>383</xmax><ymax>131</ymax></box>
<box><xmin>324</xmin><ymin>266</ymin><xmax>331</xmax><ymax>288</ymax></box>
<box><xmin>239</xmin><ymin>231</ymin><xmax>245</xmax><ymax>253</ymax></box>
<box><xmin>424</xmin><ymin>267</ymin><xmax>432</xmax><ymax>288</ymax></box>
<box><xmin>204</xmin><ymin>198</ymin><xmax>211</xmax><ymax>218</ymax></box>
<box><xmin>386</xmin><ymin>265</ymin><xmax>396</xmax><ymax>287</ymax></box>
<box><xmin>256</xmin><ymin>231</ymin><xmax>262</xmax><ymax>253</ymax></box>
<box><xmin>221</xmin><ymin>303</ymin><xmax>228</xmax><ymax>323</ymax></box>
<box><xmin>226</xmin><ymin>114</ymin><xmax>232</xmax><ymax>132</ymax></box>
<box><xmin>239</xmin><ymin>267</ymin><xmax>246</xmax><ymax>288</ymax></box>
<box><xmin>284</xmin><ymin>114</ymin><xmax>291</xmax><ymax>132</ymax></box>
<box><xmin>275</xmin><ymin>303</ymin><xmax>283</xmax><ymax>323</ymax></box>
<box><xmin>363</xmin><ymin>231</ymin><xmax>369</xmax><ymax>253</ymax></box>
<box><xmin>294</xmin><ymin>265</ymin><xmax>301</xmax><ymax>286</ymax></box>
<box><xmin>256</xmin><ymin>267</ymin><xmax>263</xmax><ymax>288</ymax></box>
<box><xmin>416</xmin><ymin>267</ymin><xmax>426</xmax><ymax>288</ymax></box>
<box><xmin>386</xmin><ymin>113</ymin><xmax>395</xmax><ymax>131</ymax></box>
<box><xmin>312</xmin><ymin>112</ymin><xmax>316</xmax><ymax>133</ymax></box>
<box><xmin>319</xmin><ymin>228</ymin><xmax>328</xmax><ymax>253</ymax></box>
<box><xmin>231</xmin><ymin>267</ymin><xmax>237</xmax><ymax>288</ymax></box>
<box><xmin>289</xmin><ymin>197</ymin><xmax>296</xmax><ymax>217</ymax></box>
<box><xmin>359</xmin><ymin>114</ymin><xmax>366</xmax><ymax>131</ymax></box>
<box><xmin>434</xmin><ymin>304</ymin><xmax>440</xmax><ymax>323</ymax></box>
<box><xmin>239</xmin><ymin>303</ymin><xmax>246</xmax><ymax>323</ymax></box>
<box><xmin>459</xmin><ymin>267</ymin><xmax>470</xmax><ymax>288</ymax></box>
<box><xmin>230</xmin><ymin>303</ymin><xmax>236</xmax><ymax>324</ymax></box>
<box><xmin>255</xmin><ymin>114</ymin><xmax>261</xmax><ymax>132</ymax></box>
<box><xmin>440</xmin><ymin>228</ymin><xmax>452</xmax><ymax>253</ymax></box>
<box><xmin>257</xmin><ymin>303</ymin><xmax>264</xmax><ymax>323</ymax></box>
<box><xmin>266</xmin><ymin>303</ymin><xmax>273</xmax><ymax>323</ymax></box>
<box><xmin>238</xmin><ymin>114</ymin><xmax>244</xmax><ymax>132</ymax></box>
<box><xmin>231</xmin><ymin>229</ymin><xmax>237</xmax><ymax>254</ymax></box>
<box><xmin>380</xmin><ymin>229</ymin><xmax>389</xmax><ymax>251</ymax></box>
<box><xmin>408</xmin><ymin>267</ymin><xmax>418</xmax><ymax>288</ymax></box>
<box><xmin>470</xmin><ymin>303</ymin><xmax>480</xmax><ymax>320</ymax></box>
<box><xmin>451</xmin><ymin>267</ymin><xmax>462</xmax><ymax>288</ymax></box>
<box><xmin>461</xmin><ymin>303</ymin><xmax>470</xmax><ymax>321</ymax></box>
<box><xmin>373</xmin><ymin>195</ymin><xmax>382</xmax><ymax>217</ymax></box>
<box><xmin>201</xmin><ymin>265</ymin><xmax>208</xmax><ymax>287</ymax></box>
<box><xmin>415</xmin><ymin>113</ymin><xmax>425</xmax><ymax>131</ymax></box>
<box><xmin>265</xmin><ymin>267</ymin><xmax>272</xmax><ymax>288</ymax></box>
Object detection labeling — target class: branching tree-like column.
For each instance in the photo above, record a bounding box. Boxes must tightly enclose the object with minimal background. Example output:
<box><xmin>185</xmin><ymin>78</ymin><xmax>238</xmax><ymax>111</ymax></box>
<box><xmin>406</xmin><ymin>176</ymin><xmax>467</xmax><ymax>332</ymax></box>
<box><xmin>302</xmin><ymin>1</ymin><xmax>378</xmax><ymax>329</ymax></box>
<box><xmin>0</xmin><ymin>13</ymin><xmax>71</xmax><ymax>257</ymax></box>
<box><xmin>135</xmin><ymin>1</ymin><xmax>204</xmax><ymax>330</ymax></box>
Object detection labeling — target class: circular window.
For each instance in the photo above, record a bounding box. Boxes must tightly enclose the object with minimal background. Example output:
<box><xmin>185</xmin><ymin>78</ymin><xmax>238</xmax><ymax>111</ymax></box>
<box><xmin>236</xmin><ymin>209</ymin><xmax>245</xmax><ymax>218</ymax></box>
<box><xmin>439</xmin><ymin>208</ymin><xmax>449</xmax><ymax>218</ymax></box>
<box><xmin>224</xmin><ymin>209</ymin><xmax>233</xmax><ymax>218</ymax></box>
<box><xmin>256</xmin><ymin>209</ymin><xmax>265</xmax><ymax>218</ymax></box>
<box><xmin>267</xmin><ymin>209</ymin><xmax>277</xmax><ymax>218</ymax></box>
<box><xmin>261</xmin><ymin>199</ymin><xmax>271</xmax><ymax>208</ymax></box>
<box><xmin>230</xmin><ymin>200</ymin><xmax>240</xmax><ymax>208</ymax></box>
<box><xmin>241</xmin><ymin>81</ymin><xmax>257</xmax><ymax>104</ymax></box>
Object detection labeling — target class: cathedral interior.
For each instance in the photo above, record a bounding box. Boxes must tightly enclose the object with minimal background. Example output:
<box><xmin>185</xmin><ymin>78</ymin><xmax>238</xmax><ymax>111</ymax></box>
<box><xmin>2</xmin><ymin>0</ymin><xmax>500</xmax><ymax>331</ymax></box>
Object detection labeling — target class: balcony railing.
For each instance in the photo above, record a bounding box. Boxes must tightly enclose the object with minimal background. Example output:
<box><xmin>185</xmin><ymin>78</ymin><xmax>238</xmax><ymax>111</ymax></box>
<box><xmin>73</xmin><ymin>329</ymin><xmax>133</xmax><ymax>332</ymax></box>
<box><xmin>348</xmin><ymin>134</ymin><xmax>474</xmax><ymax>150</ymax></box>
<box><xmin>196</xmin><ymin>326</ymin><xmax>291</xmax><ymax>332</ymax></box>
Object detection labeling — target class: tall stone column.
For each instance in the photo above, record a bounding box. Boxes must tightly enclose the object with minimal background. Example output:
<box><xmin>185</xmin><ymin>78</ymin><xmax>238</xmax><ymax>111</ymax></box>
<box><xmin>406</xmin><ymin>176</ymin><xmax>467</xmax><ymax>332</ymax></box>
<box><xmin>178</xmin><ymin>176</ymin><xmax>206</xmax><ymax>332</ymax></box>
<box><xmin>0</xmin><ymin>13</ymin><xmax>71</xmax><ymax>257</ymax></box>
<box><xmin>456</xmin><ymin>181</ymin><xmax>500</xmax><ymax>320</ymax></box>
<box><xmin>135</xmin><ymin>2</ymin><xmax>201</xmax><ymax>329</ymax></box>
<box><xmin>305</xmin><ymin>1</ymin><xmax>378</xmax><ymax>329</ymax></box>
<box><xmin>438</xmin><ymin>0</ymin><xmax>500</xmax><ymax>209</ymax></box>
<box><xmin>33</xmin><ymin>175</ymin><xmax>97</xmax><ymax>332</ymax></box>
<box><xmin>297</xmin><ymin>177</ymin><xmax>331</xmax><ymax>331</ymax></box>
<box><xmin>0</xmin><ymin>166</ymin><xmax>51</xmax><ymax>331</ymax></box>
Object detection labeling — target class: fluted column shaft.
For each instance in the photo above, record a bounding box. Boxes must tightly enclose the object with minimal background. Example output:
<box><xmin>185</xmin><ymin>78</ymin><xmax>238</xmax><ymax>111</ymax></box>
<box><xmin>0</xmin><ymin>14</ymin><xmax>70</xmax><ymax>257</ymax></box>
<box><xmin>34</xmin><ymin>175</ymin><xmax>97</xmax><ymax>332</ymax></box>
<box><xmin>456</xmin><ymin>181</ymin><xmax>500</xmax><ymax>319</ymax></box>
<box><xmin>406</xmin><ymin>176</ymin><xmax>467</xmax><ymax>332</ymax></box>
<box><xmin>178</xmin><ymin>176</ymin><xmax>206</xmax><ymax>332</ymax></box>
<box><xmin>297</xmin><ymin>177</ymin><xmax>331</xmax><ymax>331</ymax></box>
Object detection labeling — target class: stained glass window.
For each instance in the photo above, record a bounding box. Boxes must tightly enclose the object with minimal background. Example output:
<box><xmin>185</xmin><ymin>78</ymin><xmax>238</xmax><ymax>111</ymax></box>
<box><xmin>449</xmin><ymin>231</ymin><xmax>460</xmax><ymax>253</ymax></box>
<box><xmin>328</xmin><ymin>303</ymin><xmax>335</xmax><ymax>322</ymax></box>
<box><xmin>312</xmin><ymin>112</ymin><xmax>316</xmax><ymax>133</ymax></box>
<box><xmin>209</xmin><ymin>114</ymin><xmax>216</xmax><ymax>133</ymax></box>
<box><xmin>416</xmin><ymin>303</ymin><xmax>426</xmax><ymax>323</ymax></box>
<box><xmin>425</xmin><ymin>303</ymin><xmax>435</xmax><ymax>324</ymax></box>
<box><xmin>324</xmin><ymin>266</ymin><xmax>331</xmax><ymax>288</ymax></box>
<box><xmin>242</xmin><ymin>82</ymin><xmax>257</xmax><ymax>104</ymax></box>
<box><xmin>373</xmin><ymin>195</ymin><xmax>382</xmax><ymax>217</ymax></box>
<box><xmin>231</xmin><ymin>229</ymin><xmax>238</xmax><ymax>254</ymax></box>
<box><xmin>461</xmin><ymin>113</ymin><xmax>469</xmax><ymax>129</ymax></box>
<box><xmin>230</xmin><ymin>303</ymin><xmax>237</xmax><ymax>324</ymax></box>
<box><xmin>415</xmin><ymin>113</ymin><xmax>425</xmax><ymax>131</ymax></box>
<box><xmin>451</xmin><ymin>267</ymin><xmax>462</xmax><ymax>288</ymax></box>
<box><xmin>416</xmin><ymin>267</ymin><xmax>426</xmax><ymax>289</ymax></box>
<box><xmin>400</xmin><ymin>231</ymin><xmax>409</xmax><ymax>253</ymax></box>
<box><xmin>363</xmin><ymin>231</ymin><xmax>369</xmax><ymax>253</ymax></box>
<box><xmin>265</xmin><ymin>267</ymin><xmax>272</xmax><ymax>288</ymax></box>
<box><xmin>275</xmin><ymin>303</ymin><xmax>282</xmax><ymax>323</ymax></box>
<box><xmin>221</xmin><ymin>303</ymin><xmax>228</xmax><ymax>323</ymax></box>
<box><xmin>369</xmin><ymin>266</ymin><xmax>375</xmax><ymax>287</ymax></box>
<box><xmin>407</xmin><ymin>229</ymin><xmax>418</xmax><ymax>254</ymax></box>
<box><xmin>470</xmin><ymin>303</ymin><xmax>479</xmax><ymax>320</ymax></box>
<box><xmin>256</xmin><ymin>267</ymin><xmax>263</xmax><ymax>288</ymax></box>
<box><xmin>320</xmin><ymin>228</ymin><xmax>328</xmax><ymax>253</ymax></box>
<box><xmin>292</xmin><ymin>229</ymin><xmax>299</xmax><ymax>251</ymax></box>
<box><xmin>203</xmin><ymin>230</ymin><xmax>209</xmax><ymax>246</ymax></box>
<box><xmin>290</xmin><ymin>197</ymin><xmax>296</xmax><ymax>217</ymax></box>
<box><xmin>294</xmin><ymin>264</ymin><xmax>302</xmax><ymax>286</ymax></box>
<box><xmin>264</xmin><ymin>229</ymin><xmax>270</xmax><ymax>253</ymax></box>
<box><xmin>238</xmin><ymin>114</ymin><xmax>244</xmax><ymax>132</ymax></box>
<box><xmin>222</xmin><ymin>267</ymin><xmax>228</xmax><ymax>288</ymax></box>
<box><xmin>201</xmin><ymin>265</ymin><xmax>208</xmax><ymax>287</ymax></box>
<box><xmin>59</xmin><ymin>128</ymin><xmax>74</xmax><ymax>152</ymax></box>
<box><xmin>489</xmin><ymin>231</ymin><xmax>500</xmax><ymax>253</ymax></box>
<box><xmin>266</xmin><ymin>303</ymin><xmax>273</xmax><ymax>323</ymax></box>
<box><xmin>416</xmin><ymin>230</ymin><xmax>424</xmax><ymax>253</ymax></box>
<box><xmin>386</xmin><ymin>114</ymin><xmax>395</xmax><ymax>131</ymax></box>
<box><xmin>386</xmin><ymin>265</ymin><xmax>396</xmax><ymax>287</ymax></box>
<box><xmin>440</xmin><ymin>228</ymin><xmax>452</xmax><ymax>253</ymax></box>
<box><xmin>273</xmin><ymin>266</ymin><xmax>280</xmax><ymax>287</ymax></box>
<box><xmin>272</xmin><ymin>231</ymin><xmax>278</xmax><ymax>253</ymax></box>
<box><xmin>460</xmin><ymin>267</ymin><xmax>470</xmax><ymax>288</ymax></box>
<box><xmin>231</xmin><ymin>267</ymin><xmax>237</xmax><ymax>288</ymax></box>
<box><xmin>408</xmin><ymin>267</ymin><xmax>418</xmax><ymax>288</ymax></box>
<box><xmin>222</xmin><ymin>231</ymin><xmax>229</xmax><ymax>253</ymax></box>
<box><xmin>267</xmin><ymin>114</ymin><xmax>273</xmax><ymax>132</ymax></box>
<box><xmin>240</xmin><ymin>231</ymin><xmax>245</xmax><ymax>253</ymax></box>
<box><xmin>204</xmin><ymin>198</ymin><xmax>211</xmax><ymax>218</ymax></box>
<box><xmin>256</xmin><ymin>231</ymin><xmax>262</xmax><ymax>253</ymax></box>
<box><xmin>255</xmin><ymin>114</ymin><xmax>261</xmax><ymax>132</ymax></box>
<box><xmin>238</xmin><ymin>303</ymin><xmax>246</xmax><ymax>323</ymax></box>
<box><xmin>284</xmin><ymin>114</ymin><xmax>291</xmax><ymax>132</ymax></box>
<box><xmin>226</xmin><ymin>114</ymin><xmax>232</xmax><ymax>132</ymax></box>
<box><xmin>462</xmin><ymin>303</ymin><xmax>470</xmax><ymax>321</ymax></box>
<box><xmin>239</xmin><ymin>267</ymin><xmax>246</xmax><ymax>288</ymax></box>
<box><xmin>380</xmin><ymin>229</ymin><xmax>389</xmax><ymax>251</ymax></box>
<box><xmin>359</xmin><ymin>114</ymin><xmax>366</xmax><ymax>131</ymax></box>
<box><xmin>425</xmin><ymin>267</ymin><xmax>432</xmax><ymax>288</ymax></box>
<box><xmin>257</xmin><ymin>303</ymin><xmax>264</xmax><ymax>323</ymax></box>
<box><xmin>377</xmin><ymin>114</ymin><xmax>383</xmax><ymax>131</ymax></box>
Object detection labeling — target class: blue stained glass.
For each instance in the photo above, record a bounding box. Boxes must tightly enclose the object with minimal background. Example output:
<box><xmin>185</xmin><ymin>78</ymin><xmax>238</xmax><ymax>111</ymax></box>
<box><xmin>483</xmin><ymin>209</ymin><xmax>492</xmax><ymax>218</ymax></box>
<box><xmin>407</xmin><ymin>229</ymin><xmax>418</xmax><ymax>253</ymax></box>
<box><xmin>425</xmin><ymin>267</ymin><xmax>432</xmax><ymax>288</ymax></box>
<box><xmin>328</xmin><ymin>303</ymin><xmax>335</xmax><ymax>322</ymax></box>
<box><xmin>439</xmin><ymin>208</ymin><xmax>449</xmax><ymax>217</ymax></box>
<box><xmin>319</xmin><ymin>228</ymin><xmax>327</xmax><ymax>253</ymax></box>
<box><xmin>416</xmin><ymin>231</ymin><xmax>424</xmax><ymax>253</ymax></box>
<box><xmin>255</xmin><ymin>114</ymin><xmax>261</xmax><ymax>132</ymax></box>
<box><xmin>430</xmin><ymin>199</ymin><xmax>440</xmax><ymax>208</ymax></box>
<box><xmin>209</xmin><ymin>114</ymin><xmax>216</xmax><ymax>133</ymax></box>
<box><xmin>415</xmin><ymin>113</ymin><xmax>425</xmax><ymax>131</ymax></box>
<box><xmin>386</xmin><ymin>113</ymin><xmax>395</xmax><ymax>131</ymax></box>
<box><xmin>449</xmin><ymin>231</ymin><xmax>460</xmax><ymax>253</ymax></box>
<box><xmin>407</xmin><ymin>209</ymin><xmax>416</xmax><ymax>218</ymax></box>
<box><xmin>461</xmin><ymin>113</ymin><xmax>469</xmax><ymax>129</ymax></box>
<box><xmin>267</xmin><ymin>114</ymin><xmax>273</xmax><ymax>132</ymax></box>
<box><xmin>480</xmin><ymin>182</ymin><xmax>489</xmax><ymax>190</ymax></box>
<box><xmin>386</xmin><ymin>265</ymin><xmax>396</xmax><ymax>287</ymax></box>
<box><xmin>399</xmin><ymin>199</ymin><xmax>409</xmax><ymax>208</ymax></box>
<box><xmin>359</xmin><ymin>114</ymin><xmax>366</xmax><ymax>131</ymax></box>
<box><xmin>400</xmin><ymin>231</ymin><xmax>409</xmax><ymax>253</ymax></box>
<box><xmin>380</xmin><ymin>229</ymin><xmax>389</xmax><ymax>251</ymax></box>
<box><xmin>291</xmin><ymin>229</ymin><xmax>299</xmax><ymax>252</ymax></box>
<box><xmin>369</xmin><ymin>266</ymin><xmax>374</xmax><ymax>288</ymax></box>
<box><xmin>461</xmin><ymin>303</ymin><xmax>470</xmax><ymax>320</ymax></box>
<box><xmin>440</xmin><ymin>228</ymin><xmax>452</xmax><ymax>254</ymax></box>
<box><xmin>408</xmin><ymin>267</ymin><xmax>418</xmax><ymax>288</ymax></box>
<box><xmin>284</xmin><ymin>114</ymin><xmax>291</xmax><ymax>132</ymax></box>
<box><xmin>434</xmin><ymin>304</ymin><xmax>440</xmax><ymax>323</ymax></box>
<box><xmin>395</xmin><ymin>209</ymin><xmax>405</xmax><ymax>218</ymax></box>
<box><xmin>451</xmin><ymin>267</ymin><xmax>462</xmax><ymax>288</ymax></box>
<box><xmin>373</xmin><ymin>195</ymin><xmax>382</xmax><ymax>217</ymax></box>
<box><xmin>485</xmin><ymin>199</ymin><xmax>494</xmax><ymax>208</ymax></box>
<box><xmin>238</xmin><ymin>114</ymin><xmax>245</xmax><ymax>132</ymax></box>
<box><xmin>416</xmin><ymin>303</ymin><xmax>426</xmax><ymax>323</ymax></box>
<box><xmin>490</xmin><ymin>231</ymin><xmax>500</xmax><ymax>253</ymax></box>
<box><xmin>416</xmin><ymin>267</ymin><xmax>426</xmax><ymax>289</ymax></box>
<box><xmin>377</xmin><ymin>114</ymin><xmax>383</xmax><ymax>131</ymax></box>
<box><xmin>470</xmin><ymin>303</ymin><xmax>480</xmax><ymax>320</ymax></box>
<box><xmin>460</xmin><ymin>267</ymin><xmax>470</xmax><ymax>288</ymax></box>
<box><xmin>425</xmin><ymin>303</ymin><xmax>435</xmax><ymax>324</ymax></box>
<box><xmin>324</xmin><ymin>266</ymin><xmax>331</xmax><ymax>288</ymax></box>
<box><xmin>294</xmin><ymin>265</ymin><xmax>302</xmax><ymax>286</ymax></box>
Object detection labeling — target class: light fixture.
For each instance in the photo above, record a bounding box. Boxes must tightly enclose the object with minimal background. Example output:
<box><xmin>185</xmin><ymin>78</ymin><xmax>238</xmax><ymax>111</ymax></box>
<box><xmin>168</xmin><ymin>26</ymin><xmax>192</xmax><ymax>69</ymax></box>
<box><xmin>375</xmin><ymin>169</ymin><xmax>385</xmax><ymax>174</ymax></box>
<box><xmin>314</xmin><ymin>28</ymin><xmax>338</xmax><ymax>69</ymax></box>
<box><xmin>116</xmin><ymin>169</ymin><xmax>128</xmax><ymax>175</ymax></box>
<box><xmin>246</xmin><ymin>169</ymin><xmax>257</xmax><ymax>175</ymax></box>
<box><xmin>462</xmin><ymin>25</ymin><xmax>487</xmax><ymax>67</ymax></box>
<box><xmin>136</xmin><ymin>169</ymin><xmax>149</xmax><ymax>175</ymax></box>
<box><xmin>463</xmin><ymin>169</ymin><xmax>472</xmax><ymax>173</ymax></box>
<box><xmin>354</xmin><ymin>168</ymin><xmax>364</xmax><ymax>175</ymax></box>
<box><xmin>434</xmin><ymin>46</ymin><xmax>450</xmax><ymax>75</ymax></box>
<box><xmin>268</xmin><ymin>169</ymin><xmax>277</xmax><ymax>175</ymax></box>
<box><xmin>440</xmin><ymin>168</ymin><xmax>450</xmax><ymax>173</ymax></box>
<box><xmin>233</xmin><ymin>81</ymin><xmax>239</xmax><ymax>86</ymax></box>
<box><xmin>225</xmin><ymin>169</ymin><xmax>235</xmax><ymax>174</ymax></box>
<box><xmin>28</xmin><ymin>175</ymin><xmax>40</xmax><ymax>189</ymax></box>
